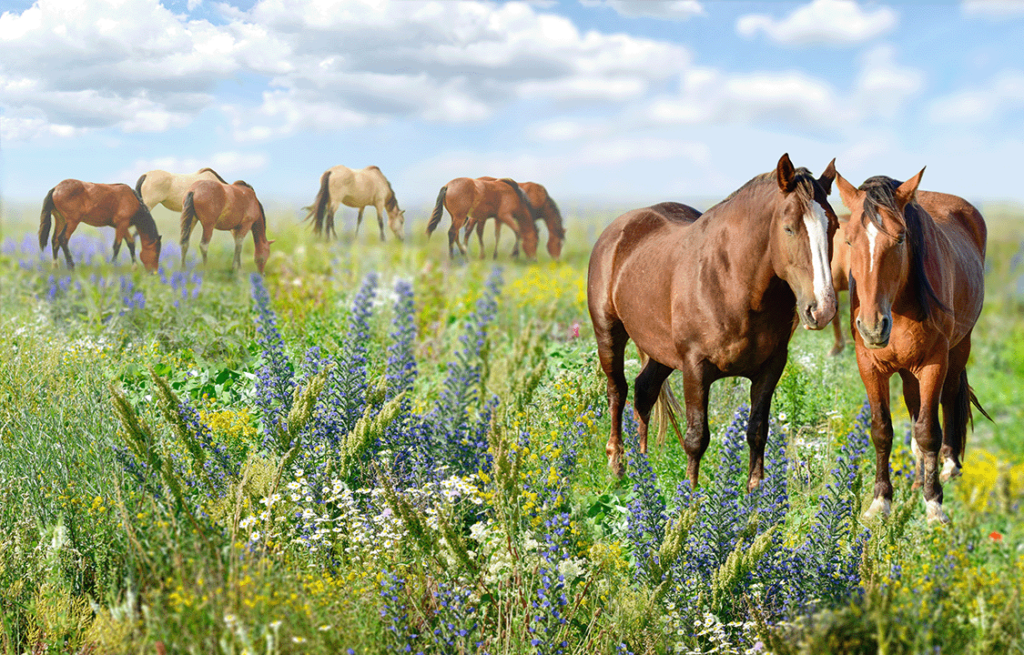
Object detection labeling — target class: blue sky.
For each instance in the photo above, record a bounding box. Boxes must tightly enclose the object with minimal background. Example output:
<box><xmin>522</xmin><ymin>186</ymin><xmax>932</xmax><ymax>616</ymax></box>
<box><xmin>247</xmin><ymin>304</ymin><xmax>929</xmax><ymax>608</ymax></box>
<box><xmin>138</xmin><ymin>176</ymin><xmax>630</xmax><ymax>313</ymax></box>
<box><xmin>2</xmin><ymin>0</ymin><xmax>1023</xmax><ymax>215</ymax></box>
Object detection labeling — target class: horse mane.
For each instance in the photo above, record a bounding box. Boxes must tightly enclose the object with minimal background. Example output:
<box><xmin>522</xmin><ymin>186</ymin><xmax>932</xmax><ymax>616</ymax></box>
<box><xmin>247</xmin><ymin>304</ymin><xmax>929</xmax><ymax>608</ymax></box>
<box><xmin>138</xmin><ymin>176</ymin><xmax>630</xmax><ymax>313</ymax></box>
<box><xmin>199</xmin><ymin>167</ymin><xmax>228</xmax><ymax>183</ymax></box>
<box><xmin>233</xmin><ymin>180</ymin><xmax>253</xmax><ymax>189</ymax></box>
<box><xmin>129</xmin><ymin>191</ymin><xmax>160</xmax><ymax>243</ymax></box>
<box><xmin>383</xmin><ymin>177</ymin><xmax>399</xmax><ymax>214</ymax></box>
<box><xmin>537</xmin><ymin>188</ymin><xmax>565</xmax><ymax>239</ymax></box>
<box><xmin>499</xmin><ymin>178</ymin><xmax>540</xmax><ymax>225</ymax></box>
<box><xmin>706</xmin><ymin>168</ymin><xmax>816</xmax><ymax>215</ymax></box>
<box><xmin>859</xmin><ymin>175</ymin><xmax>949</xmax><ymax>319</ymax></box>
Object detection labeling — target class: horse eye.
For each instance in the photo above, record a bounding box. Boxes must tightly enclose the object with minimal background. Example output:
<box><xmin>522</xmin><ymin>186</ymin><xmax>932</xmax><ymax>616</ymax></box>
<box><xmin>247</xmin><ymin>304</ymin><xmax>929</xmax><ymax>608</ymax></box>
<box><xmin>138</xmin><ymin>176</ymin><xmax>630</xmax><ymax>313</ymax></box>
<box><xmin>845</xmin><ymin>239</ymin><xmax>851</xmax><ymax>246</ymax></box>
<box><xmin>896</xmin><ymin>234</ymin><xmax>906</xmax><ymax>245</ymax></box>
<box><xmin>784</xmin><ymin>225</ymin><xmax>795</xmax><ymax>236</ymax></box>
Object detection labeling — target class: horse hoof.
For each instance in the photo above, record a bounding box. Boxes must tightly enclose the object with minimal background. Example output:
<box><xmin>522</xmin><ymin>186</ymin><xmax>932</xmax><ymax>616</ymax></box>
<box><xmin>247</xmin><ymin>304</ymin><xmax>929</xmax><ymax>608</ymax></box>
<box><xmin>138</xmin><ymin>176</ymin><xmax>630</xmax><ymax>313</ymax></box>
<box><xmin>863</xmin><ymin>497</ymin><xmax>891</xmax><ymax>520</ymax></box>
<box><xmin>925</xmin><ymin>500</ymin><xmax>950</xmax><ymax>525</ymax></box>
<box><xmin>939</xmin><ymin>459</ymin><xmax>961</xmax><ymax>483</ymax></box>
<box><xmin>608</xmin><ymin>454</ymin><xmax>625</xmax><ymax>479</ymax></box>
<box><xmin>747</xmin><ymin>476</ymin><xmax>763</xmax><ymax>493</ymax></box>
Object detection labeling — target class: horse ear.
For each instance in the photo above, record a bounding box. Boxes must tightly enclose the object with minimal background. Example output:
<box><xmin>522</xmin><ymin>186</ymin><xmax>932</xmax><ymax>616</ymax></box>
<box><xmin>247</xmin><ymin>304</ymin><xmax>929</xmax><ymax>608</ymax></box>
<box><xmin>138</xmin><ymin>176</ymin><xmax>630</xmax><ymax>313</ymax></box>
<box><xmin>817</xmin><ymin>158</ymin><xmax>837</xmax><ymax>194</ymax></box>
<box><xmin>835</xmin><ymin>171</ymin><xmax>859</xmax><ymax>212</ymax></box>
<box><xmin>776</xmin><ymin>153</ymin><xmax>797</xmax><ymax>192</ymax></box>
<box><xmin>895</xmin><ymin>167</ymin><xmax>925</xmax><ymax>209</ymax></box>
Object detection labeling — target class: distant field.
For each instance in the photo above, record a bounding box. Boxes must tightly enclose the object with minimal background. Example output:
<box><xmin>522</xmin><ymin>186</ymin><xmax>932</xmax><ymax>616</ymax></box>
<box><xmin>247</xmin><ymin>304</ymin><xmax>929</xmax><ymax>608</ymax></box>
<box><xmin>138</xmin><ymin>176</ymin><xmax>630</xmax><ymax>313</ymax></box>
<box><xmin>1</xmin><ymin>198</ymin><xmax>1022</xmax><ymax>654</ymax></box>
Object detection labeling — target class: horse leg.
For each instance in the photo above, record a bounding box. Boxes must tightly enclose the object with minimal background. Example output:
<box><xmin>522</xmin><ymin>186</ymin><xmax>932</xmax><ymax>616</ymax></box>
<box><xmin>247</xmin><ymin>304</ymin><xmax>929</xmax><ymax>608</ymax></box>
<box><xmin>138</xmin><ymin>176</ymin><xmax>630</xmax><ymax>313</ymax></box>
<box><xmin>899</xmin><ymin>370</ymin><xmax>923</xmax><ymax>489</ymax></box>
<box><xmin>745</xmin><ymin>349</ymin><xmax>788</xmax><ymax>492</ymax></box>
<box><xmin>199</xmin><ymin>224</ymin><xmax>215</xmax><ymax>268</ymax></box>
<box><xmin>232</xmin><ymin>229</ymin><xmax>245</xmax><ymax>271</ymax></box>
<box><xmin>911</xmin><ymin>350</ymin><xmax>951</xmax><ymax>524</ymax></box>
<box><xmin>57</xmin><ymin>219</ymin><xmax>77</xmax><ymax>270</ymax></box>
<box><xmin>633</xmin><ymin>358</ymin><xmax>674</xmax><ymax>455</ymax></box>
<box><xmin>939</xmin><ymin>335</ymin><xmax>973</xmax><ymax>482</ymax></box>
<box><xmin>375</xmin><ymin>203</ymin><xmax>387</xmax><ymax>242</ymax></box>
<box><xmin>112</xmin><ymin>225</ymin><xmax>134</xmax><ymax>266</ymax></box>
<box><xmin>595</xmin><ymin>319</ymin><xmax>629</xmax><ymax>478</ymax></box>
<box><xmin>448</xmin><ymin>213</ymin><xmax>468</xmax><ymax>258</ymax></box>
<box><xmin>355</xmin><ymin>207</ymin><xmax>364</xmax><ymax>237</ymax></box>
<box><xmin>681</xmin><ymin>363</ymin><xmax>713</xmax><ymax>488</ymax></box>
<box><xmin>829</xmin><ymin>301</ymin><xmax>845</xmax><ymax>356</ymax></box>
<box><xmin>860</xmin><ymin>363</ymin><xmax>895</xmax><ymax>520</ymax></box>
<box><xmin>487</xmin><ymin>220</ymin><xmax>498</xmax><ymax>261</ymax></box>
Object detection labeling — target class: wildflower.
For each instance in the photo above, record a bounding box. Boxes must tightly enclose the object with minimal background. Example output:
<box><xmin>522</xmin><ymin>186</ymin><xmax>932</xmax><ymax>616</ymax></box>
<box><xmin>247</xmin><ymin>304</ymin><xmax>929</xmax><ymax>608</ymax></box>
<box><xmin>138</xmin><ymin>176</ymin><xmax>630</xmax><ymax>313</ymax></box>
<box><xmin>990</xmin><ymin>531</ymin><xmax>1004</xmax><ymax>543</ymax></box>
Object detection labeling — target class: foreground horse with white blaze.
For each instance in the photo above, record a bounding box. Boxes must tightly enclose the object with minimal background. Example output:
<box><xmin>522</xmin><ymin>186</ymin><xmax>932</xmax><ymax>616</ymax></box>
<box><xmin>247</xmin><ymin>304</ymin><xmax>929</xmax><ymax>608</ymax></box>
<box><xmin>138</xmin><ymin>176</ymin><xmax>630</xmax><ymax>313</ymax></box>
<box><xmin>588</xmin><ymin>155</ymin><xmax>838</xmax><ymax>490</ymax></box>
<box><xmin>835</xmin><ymin>168</ymin><xmax>989</xmax><ymax>524</ymax></box>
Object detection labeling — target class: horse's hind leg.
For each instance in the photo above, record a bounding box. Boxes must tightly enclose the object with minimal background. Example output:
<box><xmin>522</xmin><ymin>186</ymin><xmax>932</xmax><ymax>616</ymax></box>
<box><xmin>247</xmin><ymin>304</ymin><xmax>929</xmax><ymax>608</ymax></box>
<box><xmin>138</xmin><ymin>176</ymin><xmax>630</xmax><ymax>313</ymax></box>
<box><xmin>633</xmin><ymin>358</ymin><xmax>674</xmax><ymax>455</ymax></box>
<box><xmin>374</xmin><ymin>203</ymin><xmax>387</xmax><ymax>242</ymax></box>
<box><xmin>745</xmin><ymin>349</ymin><xmax>788</xmax><ymax>492</ymax></box>
<box><xmin>112</xmin><ymin>225</ymin><xmax>134</xmax><ymax>265</ymax></box>
<box><xmin>489</xmin><ymin>220</ymin><xmax>499</xmax><ymax>260</ymax></box>
<box><xmin>595</xmin><ymin>318</ymin><xmax>629</xmax><ymax>478</ymax></box>
<box><xmin>829</xmin><ymin>304</ymin><xmax>846</xmax><ymax>356</ymax></box>
<box><xmin>448</xmin><ymin>213</ymin><xmax>468</xmax><ymax>258</ymax></box>
<box><xmin>355</xmin><ymin>207</ymin><xmax>365</xmax><ymax>237</ymax></box>
<box><xmin>199</xmin><ymin>224</ymin><xmax>215</xmax><ymax>267</ymax></box>
<box><xmin>940</xmin><ymin>335</ymin><xmax>973</xmax><ymax>482</ymax></box>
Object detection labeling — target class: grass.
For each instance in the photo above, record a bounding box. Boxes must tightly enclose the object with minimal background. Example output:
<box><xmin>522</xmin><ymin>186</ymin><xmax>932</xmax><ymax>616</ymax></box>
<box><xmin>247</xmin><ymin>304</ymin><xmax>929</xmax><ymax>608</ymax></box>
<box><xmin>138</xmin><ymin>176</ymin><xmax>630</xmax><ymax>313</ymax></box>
<box><xmin>1</xmin><ymin>201</ymin><xmax>1023</xmax><ymax>654</ymax></box>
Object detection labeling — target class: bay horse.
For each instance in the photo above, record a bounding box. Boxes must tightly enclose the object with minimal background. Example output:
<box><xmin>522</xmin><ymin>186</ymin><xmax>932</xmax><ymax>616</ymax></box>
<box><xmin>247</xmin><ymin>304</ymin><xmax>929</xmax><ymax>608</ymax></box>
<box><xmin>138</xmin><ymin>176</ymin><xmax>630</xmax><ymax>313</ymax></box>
<box><xmin>828</xmin><ymin>221</ymin><xmax>852</xmax><ymax>356</ymax></box>
<box><xmin>180</xmin><ymin>180</ymin><xmax>272</xmax><ymax>274</ymax></box>
<box><xmin>39</xmin><ymin>179</ymin><xmax>162</xmax><ymax>272</ymax></box>
<box><xmin>426</xmin><ymin>177</ymin><xmax>538</xmax><ymax>259</ymax></box>
<box><xmin>471</xmin><ymin>179</ymin><xmax>566</xmax><ymax>260</ymax></box>
<box><xmin>588</xmin><ymin>155</ymin><xmax>838</xmax><ymax>489</ymax></box>
<box><xmin>302</xmin><ymin>165</ymin><xmax>406</xmax><ymax>242</ymax></box>
<box><xmin>135</xmin><ymin>168</ymin><xmax>227</xmax><ymax>212</ymax></box>
<box><xmin>834</xmin><ymin>168</ymin><xmax>989</xmax><ymax>524</ymax></box>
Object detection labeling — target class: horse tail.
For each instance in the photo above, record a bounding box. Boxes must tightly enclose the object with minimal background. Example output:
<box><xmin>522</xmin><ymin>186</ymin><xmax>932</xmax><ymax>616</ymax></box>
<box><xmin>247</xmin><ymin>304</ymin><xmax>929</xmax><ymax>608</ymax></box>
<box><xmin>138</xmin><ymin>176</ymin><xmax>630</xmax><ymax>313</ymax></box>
<box><xmin>180</xmin><ymin>191</ymin><xmax>197</xmax><ymax>239</ymax></box>
<box><xmin>304</xmin><ymin>170</ymin><xmax>331</xmax><ymax>237</ymax></box>
<box><xmin>952</xmin><ymin>371</ymin><xmax>993</xmax><ymax>461</ymax></box>
<box><xmin>135</xmin><ymin>173</ymin><xmax>147</xmax><ymax>199</ymax></box>
<box><xmin>637</xmin><ymin>345</ymin><xmax>685</xmax><ymax>448</ymax></box>
<box><xmin>426</xmin><ymin>185</ymin><xmax>447</xmax><ymax>237</ymax></box>
<box><xmin>39</xmin><ymin>187</ymin><xmax>56</xmax><ymax>250</ymax></box>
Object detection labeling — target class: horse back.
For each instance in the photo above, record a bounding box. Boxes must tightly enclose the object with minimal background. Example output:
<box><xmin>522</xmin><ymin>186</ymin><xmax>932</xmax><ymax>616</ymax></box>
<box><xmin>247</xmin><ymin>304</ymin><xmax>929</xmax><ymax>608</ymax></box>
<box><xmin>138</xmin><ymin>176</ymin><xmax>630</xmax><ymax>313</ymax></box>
<box><xmin>53</xmin><ymin>180</ymin><xmax>137</xmax><ymax>226</ymax></box>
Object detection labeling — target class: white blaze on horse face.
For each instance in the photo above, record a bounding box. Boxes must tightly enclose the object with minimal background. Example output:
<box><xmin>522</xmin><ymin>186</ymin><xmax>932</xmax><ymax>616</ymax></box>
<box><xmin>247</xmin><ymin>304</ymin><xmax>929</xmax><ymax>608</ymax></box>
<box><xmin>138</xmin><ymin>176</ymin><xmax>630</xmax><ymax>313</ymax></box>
<box><xmin>866</xmin><ymin>220</ymin><xmax>880</xmax><ymax>273</ymax></box>
<box><xmin>803</xmin><ymin>200</ymin><xmax>834</xmax><ymax>315</ymax></box>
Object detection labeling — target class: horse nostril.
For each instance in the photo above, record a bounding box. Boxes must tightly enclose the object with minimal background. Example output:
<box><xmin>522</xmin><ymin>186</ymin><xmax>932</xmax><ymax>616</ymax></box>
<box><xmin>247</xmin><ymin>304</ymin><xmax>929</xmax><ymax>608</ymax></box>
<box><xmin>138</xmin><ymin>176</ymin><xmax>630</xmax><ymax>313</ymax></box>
<box><xmin>881</xmin><ymin>316</ymin><xmax>891</xmax><ymax>334</ymax></box>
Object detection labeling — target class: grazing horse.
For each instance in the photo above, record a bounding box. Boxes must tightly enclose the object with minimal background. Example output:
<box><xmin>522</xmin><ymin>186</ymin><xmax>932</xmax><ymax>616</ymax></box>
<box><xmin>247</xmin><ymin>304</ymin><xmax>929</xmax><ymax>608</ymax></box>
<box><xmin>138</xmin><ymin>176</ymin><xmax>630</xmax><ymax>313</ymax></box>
<box><xmin>588</xmin><ymin>155</ymin><xmax>838</xmax><ymax>488</ymax></box>
<box><xmin>834</xmin><ymin>169</ymin><xmax>988</xmax><ymax>524</ymax></box>
<box><xmin>302</xmin><ymin>165</ymin><xmax>406</xmax><ymax>242</ymax></box>
<box><xmin>829</xmin><ymin>221</ymin><xmax>852</xmax><ymax>355</ymax></box>
<box><xmin>135</xmin><ymin>168</ymin><xmax>227</xmax><ymax>212</ymax></box>
<box><xmin>180</xmin><ymin>180</ymin><xmax>272</xmax><ymax>274</ymax></box>
<box><xmin>471</xmin><ymin>179</ymin><xmax>566</xmax><ymax>260</ymax></box>
<box><xmin>38</xmin><ymin>180</ymin><xmax>162</xmax><ymax>272</ymax></box>
<box><xmin>427</xmin><ymin>177</ymin><xmax>538</xmax><ymax>259</ymax></box>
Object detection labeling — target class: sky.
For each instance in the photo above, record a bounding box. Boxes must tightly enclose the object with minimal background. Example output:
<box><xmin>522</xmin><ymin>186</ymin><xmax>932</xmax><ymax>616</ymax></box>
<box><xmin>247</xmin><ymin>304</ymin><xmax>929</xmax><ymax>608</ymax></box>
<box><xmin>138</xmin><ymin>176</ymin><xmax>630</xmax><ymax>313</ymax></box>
<box><xmin>2</xmin><ymin>0</ymin><xmax>1023</xmax><ymax>217</ymax></box>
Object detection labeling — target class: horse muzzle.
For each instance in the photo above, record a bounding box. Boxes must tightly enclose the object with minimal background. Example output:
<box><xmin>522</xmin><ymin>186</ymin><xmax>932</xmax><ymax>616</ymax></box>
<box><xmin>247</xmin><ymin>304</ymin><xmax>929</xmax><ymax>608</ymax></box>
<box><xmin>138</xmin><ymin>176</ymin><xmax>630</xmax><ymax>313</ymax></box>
<box><xmin>856</xmin><ymin>313</ymin><xmax>891</xmax><ymax>349</ymax></box>
<box><xmin>799</xmin><ymin>296</ymin><xmax>836</xmax><ymax>331</ymax></box>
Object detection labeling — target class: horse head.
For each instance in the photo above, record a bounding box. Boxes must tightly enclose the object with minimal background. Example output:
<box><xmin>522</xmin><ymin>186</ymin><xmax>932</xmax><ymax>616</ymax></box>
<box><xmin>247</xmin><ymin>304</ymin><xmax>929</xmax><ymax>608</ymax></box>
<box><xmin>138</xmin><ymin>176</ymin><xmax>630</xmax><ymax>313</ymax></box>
<box><xmin>140</xmin><ymin>235</ymin><xmax>162</xmax><ymax>273</ymax></box>
<box><xmin>836</xmin><ymin>168</ymin><xmax>925</xmax><ymax>348</ymax></box>
<box><xmin>768</xmin><ymin>154</ymin><xmax>839</xmax><ymax>331</ymax></box>
<box><xmin>255</xmin><ymin>239</ymin><xmax>273</xmax><ymax>274</ymax></box>
<box><xmin>388</xmin><ymin>208</ymin><xmax>406</xmax><ymax>241</ymax></box>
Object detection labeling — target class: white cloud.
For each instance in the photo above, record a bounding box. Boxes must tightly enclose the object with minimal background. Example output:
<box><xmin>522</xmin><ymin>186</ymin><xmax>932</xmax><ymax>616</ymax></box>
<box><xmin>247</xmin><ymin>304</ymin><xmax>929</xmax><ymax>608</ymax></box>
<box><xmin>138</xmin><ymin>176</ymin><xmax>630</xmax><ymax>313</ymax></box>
<box><xmin>852</xmin><ymin>45</ymin><xmax>925</xmax><ymax>118</ymax></box>
<box><xmin>962</xmin><ymin>0</ymin><xmax>1024</xmax><ymax>18</ymax></box>
<box><xmin>927</xmin><ymin>70</ymin><xmax>1024</xmax><ymax>123</ymax></box>
<box><xmin>579</xmin><ymin>0</ymin><xmax>705</xmax><ymax>20</ymax></box>
<box><xmin>736</xmin><ymin>0</ymin><xmax>897</xmax><ymax>46</ymax></box>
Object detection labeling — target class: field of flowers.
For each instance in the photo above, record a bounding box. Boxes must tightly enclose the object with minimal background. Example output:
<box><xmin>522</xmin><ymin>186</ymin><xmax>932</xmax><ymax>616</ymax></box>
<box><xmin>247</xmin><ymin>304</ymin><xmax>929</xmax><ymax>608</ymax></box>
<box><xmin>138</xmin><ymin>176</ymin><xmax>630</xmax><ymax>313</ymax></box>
<box><xmin>1</xmin><ymin>203</ymin><xmax>1023</xmax><ymax>654</ymax></box>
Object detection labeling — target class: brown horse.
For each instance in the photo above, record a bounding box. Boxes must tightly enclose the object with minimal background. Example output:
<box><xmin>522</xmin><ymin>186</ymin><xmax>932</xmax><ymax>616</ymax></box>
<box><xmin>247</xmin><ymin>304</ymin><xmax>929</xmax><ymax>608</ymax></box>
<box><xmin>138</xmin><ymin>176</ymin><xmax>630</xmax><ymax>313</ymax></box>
<box><xmin>834</xmin><ymin>169</ymin><xmax>988</xmax><ymax>524</ymax></box>
<box><xmin>135</xmin><ymin>167</ymin><xmax>228</xmax><ymax>212</ymax></box>
<box><xmin>829</xmin><ymin>221</ymin><xmax>852</xmax><ymax>355</ymax></box>
<box><xmin>39</xmin><ymin>180</ymin><xmax>162</xmax><ymax>272</ymax></box>
<box><xmin>588</xmin><ymin>155</ymin><xmax>838</xmax><ymax>488</ymax></box>
<box><xmin>180</xmin><ymin>180</ymin><xmax>271</xmax><ymax>274</ymax></box>
<box><xmin>471</xmin><ymin>179</ymin><xmax>566</xmax><ymax>260</ymax></box>
<box><xmin>302</xmin><ymin>165</ymin><xmax>405</xmax><ymax>242</ymax></box>
<box><xmin>426</xmin><ymin>177</ymin><xmax>538</xmax><ymax>259</ymax></box>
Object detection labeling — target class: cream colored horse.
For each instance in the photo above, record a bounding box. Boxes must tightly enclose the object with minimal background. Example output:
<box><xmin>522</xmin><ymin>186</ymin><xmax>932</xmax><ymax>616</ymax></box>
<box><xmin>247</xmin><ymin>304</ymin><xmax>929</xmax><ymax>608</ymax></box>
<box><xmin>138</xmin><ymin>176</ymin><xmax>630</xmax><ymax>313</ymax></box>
<box><xmin>303</xmin><ymin>165</ymin><xmax>406</xmax><ymax>241</ymax></box>
<box><xmin>135</xmin><ymin>168</ymin><xmax>227</xmax><ymax>212</ymax></box>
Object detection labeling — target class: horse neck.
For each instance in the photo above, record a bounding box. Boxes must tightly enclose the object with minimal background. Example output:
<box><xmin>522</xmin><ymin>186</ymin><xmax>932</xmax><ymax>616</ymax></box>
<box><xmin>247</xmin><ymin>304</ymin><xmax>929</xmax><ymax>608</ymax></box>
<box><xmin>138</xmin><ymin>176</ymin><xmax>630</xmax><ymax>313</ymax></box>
<box><xmin>131</xmin><ymin>208</ymin><xmax>160</xmax><ymax>246</ymax></box>
<box><xmin>700</xmin><ymin>186</ymin><xmax>780</xmax><ymax>298</ymax></box>
<box><xmin>251</xmin><ymin>209</ymin><xmax>269</xmax><ymax>244</ymax></box>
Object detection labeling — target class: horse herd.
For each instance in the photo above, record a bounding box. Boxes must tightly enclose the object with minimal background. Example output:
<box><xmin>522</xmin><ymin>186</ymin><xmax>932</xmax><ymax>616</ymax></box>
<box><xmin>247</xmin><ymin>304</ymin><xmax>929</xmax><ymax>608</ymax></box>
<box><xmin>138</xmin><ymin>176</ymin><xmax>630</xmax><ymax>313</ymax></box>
<box><xmin>35</xmin><ymin>153</ymin><xmax>988</xmax><ymax>524</ymax></box>
<box><xmin>36</xmin><ymin>165</ymin><xmax>566</xmax><ymax>275</ymax></box>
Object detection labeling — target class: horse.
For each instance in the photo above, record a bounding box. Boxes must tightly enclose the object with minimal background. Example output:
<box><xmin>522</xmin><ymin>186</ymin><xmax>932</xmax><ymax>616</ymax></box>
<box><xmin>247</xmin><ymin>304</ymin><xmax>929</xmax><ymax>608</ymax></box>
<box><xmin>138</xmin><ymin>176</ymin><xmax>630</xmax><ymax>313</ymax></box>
<box><xmin>828</xmin><ymin>221</ymin><xmax>852</xmax><ymax>355</ymax></box>
<box><xmin>426</xmin><ymin>177</ymin><xmax>538</xmax><ymax>259</ymax></box>
<box><xmin>180</xmin><ymin>180</ymin><xmax>272</xmax><ymax>274</ymax></box>
<box><xmin>588</xmin><ymin>154</ymin><xmax>838</xmax><ymax>489</ymax></box>
<box><xmin>470</xmin><ymin>179</ymin><xmax>566</xmax><ymax>260</ymax></box>
<box><xmin>302</xmin><ymin>165</ymin><xmax>406</xmax><ymax>242</ymax></box>
<box><xmin>38</xmin><ymin>179</ymin><xmax>162</xmax><ymax>272</ymax></box>
<box><xmin>135</xmin><ymin>168</ymin><xmax>227</xmax><ymax>212</ymax></box>
<box><xmin>834</xmin><ymin>168</ymin><xmax>989</xmax><ymax>524</ymax></box>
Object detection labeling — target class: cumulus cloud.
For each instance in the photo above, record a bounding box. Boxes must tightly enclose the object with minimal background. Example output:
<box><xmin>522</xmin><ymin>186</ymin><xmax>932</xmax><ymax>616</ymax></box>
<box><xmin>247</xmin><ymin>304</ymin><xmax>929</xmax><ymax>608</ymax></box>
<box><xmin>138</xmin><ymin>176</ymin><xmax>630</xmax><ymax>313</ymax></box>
<box><xmin>579</xmin><ymin>0</ymin><xmax>705</xmax><ymax>20</ymax></box>
<box><xmin>852</xmin><ymin>45</ymin><xmax>925</xmax><ymax>119</ymax></box>
<box><xmin>736</xmin><ymin>0</ymin><xmax>897</xmax><ymax>46</ymax></box>
<box><xmin>927</xmin><ymin>70</ymin><xmax>1024</xmax><ymax>124</ymax></box>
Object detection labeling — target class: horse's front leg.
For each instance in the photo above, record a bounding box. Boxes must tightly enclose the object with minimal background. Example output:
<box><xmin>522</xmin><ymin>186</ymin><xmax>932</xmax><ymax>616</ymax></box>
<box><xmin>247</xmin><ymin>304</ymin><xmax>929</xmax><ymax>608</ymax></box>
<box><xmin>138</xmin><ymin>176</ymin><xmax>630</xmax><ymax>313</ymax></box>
<box><xmin>490</xmin><ymin>220</ymin><xmax>501</xmax><ymax>260</ymax></box>
<box><xmin>860</xmin><ymin>360</ymin><xmax>894</xmax><ymax>520</ymax></box>
<box><xmin>913</xmin><ymin>352</ymin><xmax>951</xmax><ymax>524</ymax></box>
<box><xmin>939</xmin><ymin>335</ymin><xmax>973</xmax><ymax>482</ymax></box>
<box><xmin>374</xmin><ymin>203</ymin><xmax>387</xmax><ymax>242</ymax></box>
<box><xmin>232</xmin><ymin>230</ymin><xmax>245</xmax><ymax>271</ymax></box>
<box><xmin>746</xmin><ymin>349</ymin><xmax>788</xmax><ymax>492</ymax></box>
<box><xmin>681</xmin><ymin>362</ymin><xmax>713</xmax><ymax>488</ymax></box>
